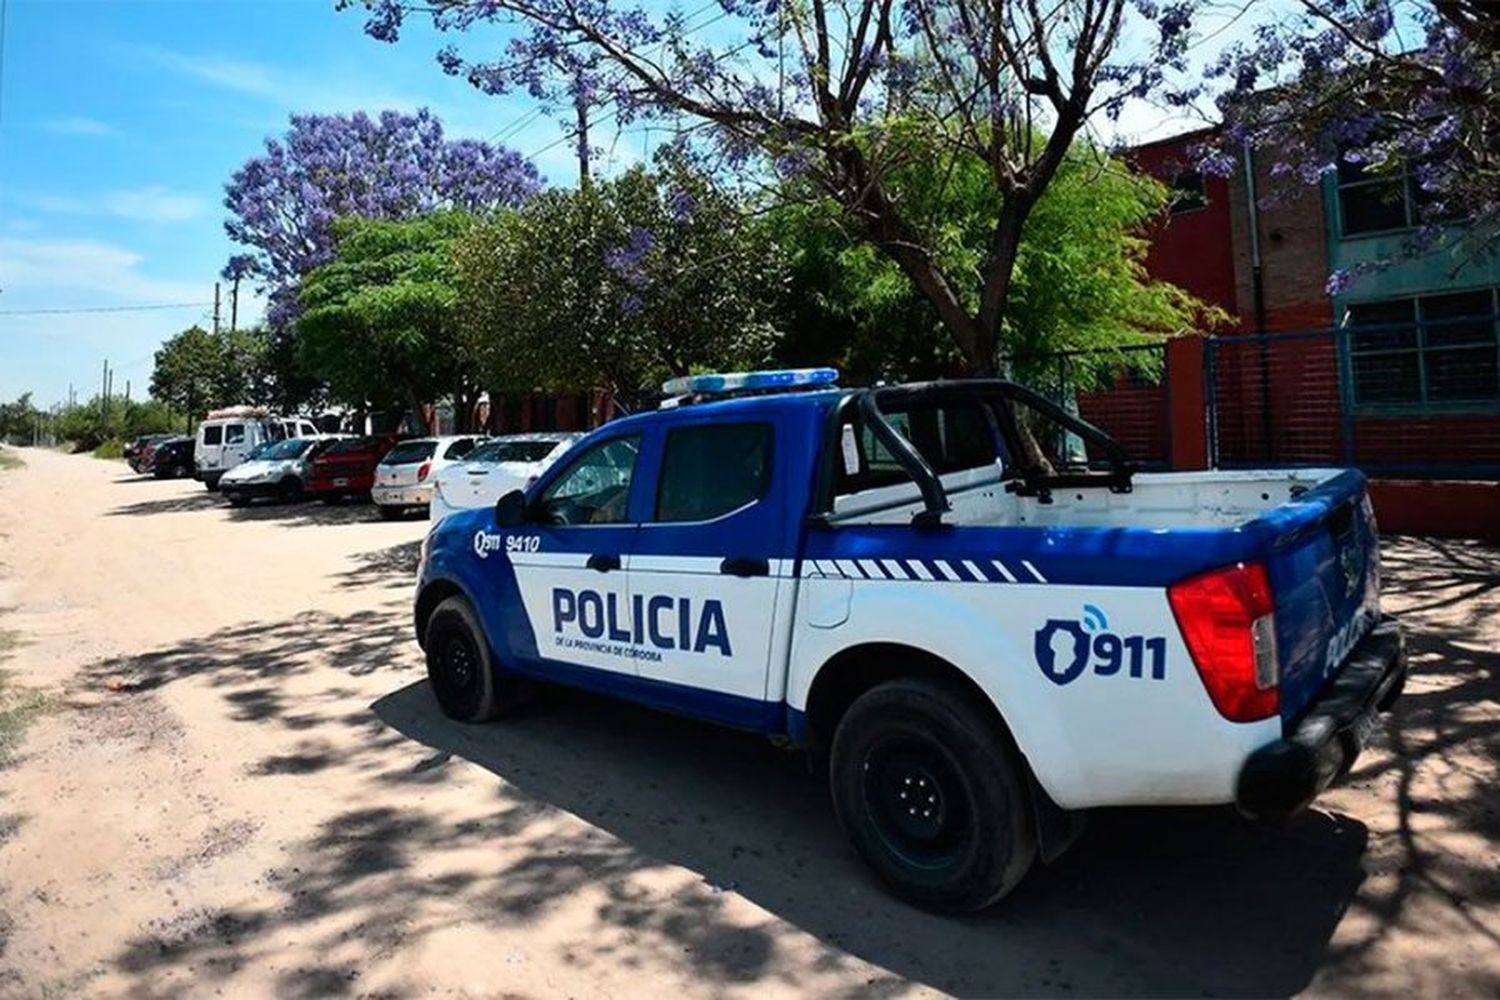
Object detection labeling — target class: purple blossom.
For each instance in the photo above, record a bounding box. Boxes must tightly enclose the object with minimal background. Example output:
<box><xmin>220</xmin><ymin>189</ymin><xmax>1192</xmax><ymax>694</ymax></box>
<box><xmin>222</xmin><ymin>108</ymin><xmax>540</xmax><ymax>328</ymax></box>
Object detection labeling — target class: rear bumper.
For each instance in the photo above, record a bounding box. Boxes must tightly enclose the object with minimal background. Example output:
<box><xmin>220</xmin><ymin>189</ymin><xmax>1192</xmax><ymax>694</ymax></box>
<box><xmin>1236</xmin><ymin>615</ymin><xmax>1406</xmax><ymax>820</ymax></box>
<box><xmin>373</xmin><ymin>483</ymin><xmax>432</xmax><ymax>507</ymax></box>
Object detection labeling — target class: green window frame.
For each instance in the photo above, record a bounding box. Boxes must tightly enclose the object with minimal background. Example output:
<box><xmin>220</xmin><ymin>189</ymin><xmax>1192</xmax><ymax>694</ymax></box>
<box><xmin>1344</xmin><ymin>288</ymin><xmax>1500</xmax><ymax>412</ymax></box>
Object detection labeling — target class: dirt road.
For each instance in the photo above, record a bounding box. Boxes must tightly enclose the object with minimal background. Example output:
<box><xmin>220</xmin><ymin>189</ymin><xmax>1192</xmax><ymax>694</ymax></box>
<box><xmin>0</xmin><ymin>447</ymin><xmax>1496</xmax><ymax>997</ymax></box>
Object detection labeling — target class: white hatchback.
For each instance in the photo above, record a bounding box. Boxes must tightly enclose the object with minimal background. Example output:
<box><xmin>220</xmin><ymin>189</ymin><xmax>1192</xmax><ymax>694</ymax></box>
<box><xmin>429</xmin><ymin>433</ymin><xmax>581</xmax><ymax>522</ymax></box>
<box><xmin>372</xmin><ymin>436</ymin><xmax>484</xmax><ymax>519</ymax></box>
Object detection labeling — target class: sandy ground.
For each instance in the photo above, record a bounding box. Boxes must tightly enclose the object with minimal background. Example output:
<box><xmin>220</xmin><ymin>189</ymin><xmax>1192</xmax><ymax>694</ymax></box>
<box><xmin>0</xmin><ymin>446</ymin><xmax>1495</xmax><ymax>998</ymax></box>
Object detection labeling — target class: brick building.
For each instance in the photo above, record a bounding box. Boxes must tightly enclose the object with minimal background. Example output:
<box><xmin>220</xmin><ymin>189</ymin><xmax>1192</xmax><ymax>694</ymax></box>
<box><xmin>1112</xmin><ymin>128</ymin><xmax>1500</xmax><ymax>538</ymax></box>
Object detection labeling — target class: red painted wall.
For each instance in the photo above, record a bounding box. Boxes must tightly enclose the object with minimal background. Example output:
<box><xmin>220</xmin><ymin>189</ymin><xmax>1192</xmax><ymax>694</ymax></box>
<box><xmin>1128</xmin><ymin>133</ymin><xmax>1240</xmax><ymax>317</ymax></box>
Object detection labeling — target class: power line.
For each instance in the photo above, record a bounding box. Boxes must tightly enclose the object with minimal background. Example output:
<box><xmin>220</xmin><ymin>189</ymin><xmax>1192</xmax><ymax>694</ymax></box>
<box><xmin>0</xmin><ymin>301</ymin><xmax>210</xmax><ymax>317</ymax></box>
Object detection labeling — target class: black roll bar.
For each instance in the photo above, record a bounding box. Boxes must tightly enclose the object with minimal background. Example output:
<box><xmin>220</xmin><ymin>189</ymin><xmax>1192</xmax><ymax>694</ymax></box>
<box><xmin>848</xmin><ymin>378</ymin><xmax>1137</xmax><ymax>525</ymax></box>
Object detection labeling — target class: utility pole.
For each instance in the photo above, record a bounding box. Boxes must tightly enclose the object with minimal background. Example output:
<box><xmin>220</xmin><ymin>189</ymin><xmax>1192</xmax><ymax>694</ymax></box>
<box><xmin>124</xmin><ymin>379</ymin><xmax>131</xmax><ymax>404</ymax></box>
<box><xmin>229</xmin><ymin>275</ymin><xmax>239</xmax><ymax>332</ymax></box>
<box><xmin>574</xmin><ymin>92</ymin><xmax>591</xmax><ymax>189</ymax></box>
<box><xmin>213</xmin><ymin>282</ymin><xmax>222</xmax><ymax>335</ymax></box>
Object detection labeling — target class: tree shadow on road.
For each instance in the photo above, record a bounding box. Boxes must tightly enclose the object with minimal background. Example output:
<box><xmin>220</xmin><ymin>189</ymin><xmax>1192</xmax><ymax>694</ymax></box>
<box><xmin>107</xmin><ymin>492</ymin><xmax>393</xmax><ymax>527</ymax></box>
<box><xmin>66</xmin><ymin>534</ymin><xmax>1500</xmax><ymax>998</ymax></box>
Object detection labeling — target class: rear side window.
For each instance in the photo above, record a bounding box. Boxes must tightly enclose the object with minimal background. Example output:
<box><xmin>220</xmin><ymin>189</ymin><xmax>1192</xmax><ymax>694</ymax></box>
<box><xmin>836</xmin><ymin>401</ymin><xmax>996</xmax><ymax>496</ymax></box>
<box><xmin>655</xmin><ymin>423</ymin><xmax>772</xmax><ymax>522</ymax></box>
<box><xmin>443</xmin><ymin>438</ymin><xmax>476</xmax><ymax>460</ymax></box>
<box><xmin>384</xmin><ymin>441</ymin><xmax>438</xmax><ymax>464</ymax></box>
<box><xmin>225</xmin><ymin>424</ymin><xmax>245</xmax><ymax>445</ymax></box>
<box><xmin>202</xmin><ymin>425</ymin><xmax>223</xmax><ymax>446</ymax></box>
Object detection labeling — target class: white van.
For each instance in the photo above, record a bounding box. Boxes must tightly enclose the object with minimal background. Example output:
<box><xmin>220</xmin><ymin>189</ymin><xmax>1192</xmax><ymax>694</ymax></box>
<box><xmin>195</xmin><ymin>407</ymin><xmax>322</xmax><ymax>490</ymax></box>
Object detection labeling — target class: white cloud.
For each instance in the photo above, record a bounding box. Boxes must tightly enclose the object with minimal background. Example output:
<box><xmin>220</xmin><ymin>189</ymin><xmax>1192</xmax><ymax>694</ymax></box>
<box><xmin>41</xmin><ymin>115</ymin><xmax>114</xmax><ymax>136</ymax></box>
<box><xmin>0</xmin><ymin>236</ymin><xmax>207</xmax><ymax>304</ymax></box>
<box><xmin>9</xmin><ymin>186</ymin><xmax>207</xmax><ymax>224</ymax></box>
<box><xmin>103</xmin><ymin>186</ymin><xmax>208</xmax><ymax>223</ymax></box>
<box><xmin>140</xmin><ymin>45</ymin><xmax>433</xmax><ymax>121</ymax></box>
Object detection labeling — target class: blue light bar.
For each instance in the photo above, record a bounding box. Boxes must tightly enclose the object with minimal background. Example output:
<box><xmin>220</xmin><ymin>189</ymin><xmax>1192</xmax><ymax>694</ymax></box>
<box><xmin>661</xmin><ymin>367</ymin><xmax>839</xmax><ymax>397</ymax></box>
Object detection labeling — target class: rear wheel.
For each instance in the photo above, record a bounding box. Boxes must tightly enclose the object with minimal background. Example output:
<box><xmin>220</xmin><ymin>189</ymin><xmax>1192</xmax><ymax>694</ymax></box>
<box><xmin>424</xmin><ymin>596</ymin><xmax>515</xmax><ymax>722</ymax></box>
<box><xmin>378</xmin><ymin>504</ymin><xmax>403</xmax><ymax>521</ymax></box>
<box><xmin>829</xmin><ymin>677</ymin><xmax>1036</xmax><ymax>913</ymax></box>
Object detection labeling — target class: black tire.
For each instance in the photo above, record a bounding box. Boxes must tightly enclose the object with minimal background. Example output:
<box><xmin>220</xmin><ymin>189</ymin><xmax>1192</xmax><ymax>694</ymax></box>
<box><xmin>424</xmin><ymin>596</ymin><xmax>511</xmax><ymax>722</ymax></box>
<box><xmin>227</xmin><ymin>494</ymin><xmax>249</xmax><ymax>507</ymax></box>
<box><xmin>378</xmin><ymin>504</ymin><xmax>403</xmax><ymax>521</ymax></box>
<box><xmin>278</xmin><ymin>478</ymin><xmax>302</xmax><ymax>503</ymax></box>
<box><xmin>829</xmin><ymin>677</ymin><xmax>1036</xmax><ymax>913</ymax></box>
<box><xmin>204</xmin><ymin>477</ymin><xmax>221</xmax><ymax>492</ymax></box>
<box><xmin>173</xmin><ymin>464</ymin><xmax>187</xmax><ymax>479</ymax></box>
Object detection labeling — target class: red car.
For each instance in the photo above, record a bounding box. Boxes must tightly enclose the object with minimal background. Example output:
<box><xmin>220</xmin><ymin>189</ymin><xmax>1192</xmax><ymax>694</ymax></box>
<box><xmin>304</xmin><ymin>434</ymin><xmax>400</xmax><ymax>503</ymax></box>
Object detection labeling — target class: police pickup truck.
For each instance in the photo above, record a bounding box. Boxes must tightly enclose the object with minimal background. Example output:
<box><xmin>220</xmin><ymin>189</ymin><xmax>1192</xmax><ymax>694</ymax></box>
<box><xmin>414</xmin><ymin>369</ymin><xmax>1406</xmax><ymax>912</ymax></box>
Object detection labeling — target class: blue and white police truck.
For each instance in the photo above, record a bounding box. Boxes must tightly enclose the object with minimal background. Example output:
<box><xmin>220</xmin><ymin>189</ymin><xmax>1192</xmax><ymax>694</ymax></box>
<box><xmin>413</xmin><ymin>369</ymin><xmax>1406</xmax><ymax>912</ymax></box>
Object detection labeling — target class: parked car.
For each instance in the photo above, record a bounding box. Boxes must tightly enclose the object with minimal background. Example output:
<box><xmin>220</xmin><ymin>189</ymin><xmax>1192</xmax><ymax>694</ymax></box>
<box><xmin>414</xmin><ymin>367</ymin><xmax>1406</xmax><ymax>914</ymax></box>
<box><xmin>428</xmin><ymin>433</ymin><xmax>582</xmax><ymax>522</ymax></box>
<box><xmin>219</xmin><ymin>437</ymin><xmax>328</xmax><ymax>506</ymax></box>
<box><xmin>125</xmin><ymin>434</ymin><xmax>174</xmax><ymax>473</ymax></box>
<box><xmin>371</xmin><ymin>436</ymin><xmax>484</xmax><ymax>520</ymax></box>
<box><xmin>149</xmin><ymin>436</ymin><xmax>196</xmax><ymax>479</ymax></box>
<box><xmin>194</xmin><ymin>407</ymin><xmax>323</xmax><ymax>490</ymax></box>
<box><xmin>304</xmin><ymin>434</ymin><xmax>400</xmax><ymax>503</ymax></box>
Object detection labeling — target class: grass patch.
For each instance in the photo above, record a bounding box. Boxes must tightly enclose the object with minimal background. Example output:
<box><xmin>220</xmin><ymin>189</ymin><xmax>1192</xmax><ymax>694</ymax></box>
<box><xmin>91</xmin><ymin>439</ymin><xmax>126</xmax><ymax>460</ymax></box>
<box><xmin>0</xmin><ymin>629</ymin><xmax>50</xmax><ymax>765</ymax></box>
<box><xmin>0</xmin><ymin>448</ymin><xmax>23</xmax><ymax>471</ymax></box>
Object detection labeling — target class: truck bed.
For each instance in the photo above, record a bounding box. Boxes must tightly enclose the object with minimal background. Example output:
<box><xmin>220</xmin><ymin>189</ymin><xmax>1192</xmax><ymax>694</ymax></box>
<box><xmin>831</xmin><ymin>468</ymin><xmax>1346</xmax><ymax>530</ymax></box>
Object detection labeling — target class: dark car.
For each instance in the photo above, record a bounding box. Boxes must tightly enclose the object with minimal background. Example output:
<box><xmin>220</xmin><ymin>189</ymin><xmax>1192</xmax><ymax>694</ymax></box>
<box><xmin>150</xmin><ymin>437</ymin><xmax>196</xmax><ymax>479</ymax></box>
<box><xmin>126</xmin><ymin>434</ymin><xmax>175</xmax><ymax>473</ymax></box>
<box><xmin>304</xmin><ymin>434</ymin><xmax>400</xmax><ymax>502</ymax></box>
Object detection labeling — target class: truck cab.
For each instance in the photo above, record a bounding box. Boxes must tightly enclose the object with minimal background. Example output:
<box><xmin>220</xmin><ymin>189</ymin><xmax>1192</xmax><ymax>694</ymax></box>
<box><xmin>414</xmin><ymin>369</ymin><xmax>1406</xmax><ymax>912</ymax></box>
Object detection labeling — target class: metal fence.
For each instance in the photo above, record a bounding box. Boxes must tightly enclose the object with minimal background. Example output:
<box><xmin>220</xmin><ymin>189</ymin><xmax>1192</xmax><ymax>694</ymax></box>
<box><xmin>1012</xmin><ymin>342</ymin><xmax>1171</xmax><ymax>469</ymax></box>
<box><xmin>1207</xmin><ymin>324</ymin><xmax>1500</xmax><ymax>479</ymax></box>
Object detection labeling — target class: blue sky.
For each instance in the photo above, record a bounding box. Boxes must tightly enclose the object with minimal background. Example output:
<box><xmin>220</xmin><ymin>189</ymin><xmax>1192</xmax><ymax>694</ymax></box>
<box><xmin>0</xmin><ymin>0</ymin><xmax>1268</xmax><ymax>409</ymax></box>
<box><xmin>0</xmin><ymin>0</ymin><xmax>580</xmax><ymax>407</ymax></box>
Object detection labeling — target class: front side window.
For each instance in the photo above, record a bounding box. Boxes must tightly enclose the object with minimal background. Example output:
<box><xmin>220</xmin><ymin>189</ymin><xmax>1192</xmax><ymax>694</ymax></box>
<box><xmin>1348</xmin><ymin>289</ymin><xmax>1500</xmax><ymax>407</ymax></box>
<box><xmin>536</xmin><ymin>436</ymin><xmax>641</xmax><ymax>525</ymax></box>
<box><xmin>224</xmin><ymin>424</ymin><xmax>246</xmax><ymax>445</ymax></box>
<box><xmin>655</xmin><ymin>423</ymin><xmax>772</xmax><ymax>522</ymax></box>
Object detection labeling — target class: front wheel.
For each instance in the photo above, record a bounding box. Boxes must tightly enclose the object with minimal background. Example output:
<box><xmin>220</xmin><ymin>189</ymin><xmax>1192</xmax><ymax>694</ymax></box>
<box><xmin>377</xmin><ymin>504</ymin><xmax>403</xmax><ymax>521</ymax></box>
<box><xmin>424</xmin><ymin>596</ymin><xmax>518</xmax><ymax>723</ymax></box>
<box><xmin>829</xmin><ymin>677</ymin><xmax>1036</xmax><ymax>913</ymax></box>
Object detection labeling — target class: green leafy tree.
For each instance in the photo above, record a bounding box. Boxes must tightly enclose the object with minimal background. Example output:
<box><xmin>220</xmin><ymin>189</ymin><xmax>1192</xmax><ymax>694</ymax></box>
<box><xmin>453</xmin><ymin>156</ymin><xmax>783</xmax><ymax>401</ymax></box>
<box><xmin>150</xmin><ymin>327</ymin><xmax>223</xmax><ymax>419</ymax></box>
<box><xmin>0</xmin><ymin>393</ymin><xmax>42</xmax><ymax>445</ymax></box>
<box><xmin>771</xmin><ymin>142</ymin><xmax>1225</xmax><ymax>383</ymax></box>
<box><xmin>297</xmin><ymin>212</ymin><xmax>477</xmax><ymax>427</ymax></box>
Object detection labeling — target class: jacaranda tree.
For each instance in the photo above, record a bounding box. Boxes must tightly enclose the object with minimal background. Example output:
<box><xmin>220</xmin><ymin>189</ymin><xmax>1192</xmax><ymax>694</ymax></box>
<box><xmin>344</xmin><ymin>0</ymin><xmax>1206</xmax><ymax>374</ymax></box>
<box><xmin>223</xmin><ymin>108</ymin><xmax>542</xmax><ymax>327</ymax></box>
<box><xmin>1204</xmin><ymin>1</ymin><xmax>1500</xmax><ymax>286</ymax></box>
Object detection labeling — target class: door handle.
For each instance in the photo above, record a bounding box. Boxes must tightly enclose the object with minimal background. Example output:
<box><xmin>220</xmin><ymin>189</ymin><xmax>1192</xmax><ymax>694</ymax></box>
<box><xmin>587</xmin><ymin>553</ymin><xmax>622</xmax><ymax>572</ymax></box>
<box><xmin>720</xmin><ymin>556</ymin><xmax>770</xmax><ymax>578</ymax></box>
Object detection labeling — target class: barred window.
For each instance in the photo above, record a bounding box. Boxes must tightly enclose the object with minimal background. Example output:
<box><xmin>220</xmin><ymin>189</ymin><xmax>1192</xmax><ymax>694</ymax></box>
<box><xmin>1346</xmin><ymin>289</ymin><xmax>1500</xmax><ymax>408</ymax></box>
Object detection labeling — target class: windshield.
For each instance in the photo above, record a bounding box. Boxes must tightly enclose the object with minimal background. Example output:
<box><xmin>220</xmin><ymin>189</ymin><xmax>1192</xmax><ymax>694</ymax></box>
<box><xmin>246</xmin><ymin>442</ymin><xmax>275</xmax><ymax>460</ymax></box>
<box><xmin>382</xmin><ymin>440</ymin><xmax>438</xmax><ymax>465</ymax></box>
<box><xmin>467</xmin><ymin>439</ymin><xmax>565</xmax><ymax>464</ymax></box>
<box><xmin>263</xmin><ymin>438</ymin><xmax>314</xmax><ymax>460</ymax></box>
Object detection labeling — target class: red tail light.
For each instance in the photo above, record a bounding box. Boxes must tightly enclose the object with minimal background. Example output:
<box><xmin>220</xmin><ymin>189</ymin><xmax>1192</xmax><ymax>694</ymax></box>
<box><xmin>417</xmin><ymin>461</ymin><xmax>433</xmax><ymax>482</ymax></box>
<box><xmin>1167</xmin><ymin>561</ymin><xmax>1279</xmax><ymax>722</ymax></box>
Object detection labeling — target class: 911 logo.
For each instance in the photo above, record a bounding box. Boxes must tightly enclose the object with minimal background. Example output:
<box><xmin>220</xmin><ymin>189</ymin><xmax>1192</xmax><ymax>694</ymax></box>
<box><xmin>1033</xmin><ymin>604</ymin><xmax>1167</xmax><ymax>686</ymax></box>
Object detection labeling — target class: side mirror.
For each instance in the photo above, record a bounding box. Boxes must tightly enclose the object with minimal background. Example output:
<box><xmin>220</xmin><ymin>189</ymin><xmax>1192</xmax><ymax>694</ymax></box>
<box><xmin>494</xmin><ymin>489</ymin><xmax>528</xmax><ymax>527</ymax></box>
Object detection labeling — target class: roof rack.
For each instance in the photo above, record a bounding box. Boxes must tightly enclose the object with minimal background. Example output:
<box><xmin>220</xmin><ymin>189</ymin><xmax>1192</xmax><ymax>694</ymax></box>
<box><xmin>659</xmin><ymin>368</ymin><xmax>839</xmax><ymax>408</ymax></box>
